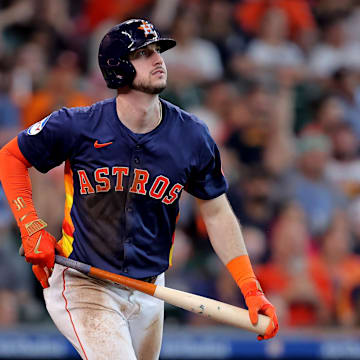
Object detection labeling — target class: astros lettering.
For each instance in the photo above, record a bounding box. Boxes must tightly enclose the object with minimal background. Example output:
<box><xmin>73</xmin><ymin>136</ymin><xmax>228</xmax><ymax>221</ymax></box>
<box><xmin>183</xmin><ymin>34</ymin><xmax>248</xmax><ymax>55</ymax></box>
<box><xmin>77</xmin><ymin>167</ymin><xmax>183</xmax><ymax>204</ymax></box>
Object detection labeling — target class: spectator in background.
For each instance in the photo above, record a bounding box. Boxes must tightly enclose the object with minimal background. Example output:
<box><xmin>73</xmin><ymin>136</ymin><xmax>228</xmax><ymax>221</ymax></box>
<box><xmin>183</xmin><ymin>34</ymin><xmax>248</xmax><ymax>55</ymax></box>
<box><xmin>10</xmin><ymin>41</ymin><xmax>48</xmax><ymax>105</ymax></box>
<box><xmin>256</xmin><ymin>202</ymin><xmax>334</xmax><ymax>327</ymax></box>
<box><xmin>349</xmin><ymin>286</ymin><xmax>360</xmax><ymax>326</ymax></box>
<box><xmin>331</xmin><ymin>67</ymin><xmax>360</xmax><ymax>141</ymax></box>
<box><xmin>308</xmin><ymin>14</ymin><xmax>360</xmax><ymax>79</ymax></box>
<box><xmin>0</xmin><ymin>59</ymin><xmax>21</xmax><ymax>147</ymax></box>
<box><xmin>225</xmin><ymin>82</ymin><xmax>273</xmax><ymax>167</ymax></box>
<box><xmin>242</xmin><ymin>225</ymin><xmax>267</xmax><ymax>266</ymax></box>
<box><xmin>284</xmin><ymin>133</ymin><xmax>347</xmax><ymax>237</ymax></box>
<box><xmin>81</xmin><ymin>0</ymin><xmax>155</xmax><ymax>33</ymax></box>
<box><xmin>325</xmin><ymin>122</ymin><xmax>360</xmax><ymax>201</ymax></box>
<box><xmin>3</xmin><ymin>0</ymin><xmax>80</xmax><ymax>94</ymax></box>
<box><xmin>343</xmin><ymin>0</ymin><xmax>360</xmax><ymax>44</ymax></box>
<box><xmin>225</xmin><ymin>79</ymin><xmax>295</xmax><ymax>175</ymax></box>
<box><xmin>301</xmin><ymin>93</ymin><xmax>344</xmax><ymax>136</ymax></box>
<box><xmin>21</xmin><ymin>51</ymin><xmax>92</xmax><ymax>128</ymax></box>
<box><xmin>234</xmin><ymin>0</ymin><xmax>317</xmax><ymax>53</ymax></box>
<box><xmin>227</xmin><ymin>166</ymin><xmax>277</xmax><ymax>236</ymax></box>
<box><xmin>201</xmin><ymin>0</ymin><xmax>246</xmax><ymax>71</ymax></box>
<box><xmin>231</xmin><ymin>6</ymin><xmax>307</xmax><ymax>86</ymax></box>
<box><xmin>188</xmin><ymin>80</ymin><xmax>238</xmax><ymax>143</ymax></box>
<box><xmin>313</xmin><ymin>0</ymin><xmax>354</xmax><ymax>24</ymax></box>
<box><xmin>84</xmin><ymin>70</ymin><xmax>116</xmax><ymax>104</ymax></box>
<box><xmin>319</xmin><ymin>211</ymin><xmax>360</xmax><ymax>327</ymax></box>
<box><xmin>161</xmin><ymin>6</ymin><xmax>223</xmax><ymax>108</ymax></box>
<box><xmin>0</xmin><ymin>0</ymin><xmax>34</xmax><ymax>51</ymax></box>
<box><xmin>348</xmin><ymin>199</ymin><xmax>360</xmax><ymax>255</ymax></box>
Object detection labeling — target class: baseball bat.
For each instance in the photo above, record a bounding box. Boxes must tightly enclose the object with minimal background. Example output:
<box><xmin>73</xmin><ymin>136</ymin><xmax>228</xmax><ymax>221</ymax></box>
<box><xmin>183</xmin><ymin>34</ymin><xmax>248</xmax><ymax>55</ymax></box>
<box><xmin>19</xmin><ymin>247</ymin><xmax>270</xmax><ymax>335</ymax></box>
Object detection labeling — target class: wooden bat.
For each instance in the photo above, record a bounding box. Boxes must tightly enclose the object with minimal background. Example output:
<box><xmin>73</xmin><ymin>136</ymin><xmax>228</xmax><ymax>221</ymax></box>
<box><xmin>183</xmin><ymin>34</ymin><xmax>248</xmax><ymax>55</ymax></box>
<box><xmin>19</xmin><ymin>246</ymin><xmax>270</xmax><ymax>335</ymax></box>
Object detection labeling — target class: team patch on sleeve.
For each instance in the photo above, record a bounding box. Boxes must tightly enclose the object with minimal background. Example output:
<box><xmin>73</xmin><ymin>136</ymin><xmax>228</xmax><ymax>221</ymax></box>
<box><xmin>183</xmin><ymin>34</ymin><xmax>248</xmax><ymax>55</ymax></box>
<box><xmin>26</xmin><ymin>116</ymin><xmax>50</xmax><ymax>135</ymax></box>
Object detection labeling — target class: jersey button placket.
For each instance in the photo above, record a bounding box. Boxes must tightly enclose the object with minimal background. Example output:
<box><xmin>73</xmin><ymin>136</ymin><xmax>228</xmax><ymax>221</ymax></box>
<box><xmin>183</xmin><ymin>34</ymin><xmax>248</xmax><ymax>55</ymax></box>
<box><xmin>134</xmin><ymin>156</ymin><xmax>140</xmax><ymax>165</ymax></box>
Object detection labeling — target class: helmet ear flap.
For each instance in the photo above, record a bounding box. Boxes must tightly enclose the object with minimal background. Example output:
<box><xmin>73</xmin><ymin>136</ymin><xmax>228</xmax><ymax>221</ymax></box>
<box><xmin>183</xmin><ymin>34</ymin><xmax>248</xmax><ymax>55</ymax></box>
<box><xmin>100</xmin><ymin>60</ymin><xmax>136</xmax><ymax>89</ymax></box>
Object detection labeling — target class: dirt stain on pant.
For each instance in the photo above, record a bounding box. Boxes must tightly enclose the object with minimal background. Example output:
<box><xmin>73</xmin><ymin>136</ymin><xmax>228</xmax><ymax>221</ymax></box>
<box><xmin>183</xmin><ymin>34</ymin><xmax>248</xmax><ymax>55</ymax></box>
<box><xmin>136</xmin><ymin>316</ymin><xmax>163</xmax><ymax>360</ymax></box>
<box><xmin>47</xmin><ymin>266</ymin><xmax>138</xmax><ymax>360</ymax></box>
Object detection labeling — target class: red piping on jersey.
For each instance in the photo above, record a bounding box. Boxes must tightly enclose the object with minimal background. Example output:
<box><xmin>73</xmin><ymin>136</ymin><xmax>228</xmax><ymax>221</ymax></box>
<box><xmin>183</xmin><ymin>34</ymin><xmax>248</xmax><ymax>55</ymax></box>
<box><xmin>62</xmin><ymin>268</ymin><xmax>89</xmax><ymax>360</ymax></box>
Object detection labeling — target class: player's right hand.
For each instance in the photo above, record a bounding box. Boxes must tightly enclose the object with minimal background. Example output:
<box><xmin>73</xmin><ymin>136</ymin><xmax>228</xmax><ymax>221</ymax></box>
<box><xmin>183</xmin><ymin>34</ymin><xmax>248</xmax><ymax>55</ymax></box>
<box><xmin>241</xmin><ymin>279</ymin><xmax>279</xmax><ymax>341</ymax></box>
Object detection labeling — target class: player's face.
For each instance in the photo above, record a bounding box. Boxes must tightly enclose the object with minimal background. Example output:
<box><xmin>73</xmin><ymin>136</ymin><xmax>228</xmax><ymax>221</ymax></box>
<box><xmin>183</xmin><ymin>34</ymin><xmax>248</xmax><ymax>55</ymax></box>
<box><xmin>129</xmin><ymin>43</ymin><xmax>167</xmax><ymax>94</ymax></box>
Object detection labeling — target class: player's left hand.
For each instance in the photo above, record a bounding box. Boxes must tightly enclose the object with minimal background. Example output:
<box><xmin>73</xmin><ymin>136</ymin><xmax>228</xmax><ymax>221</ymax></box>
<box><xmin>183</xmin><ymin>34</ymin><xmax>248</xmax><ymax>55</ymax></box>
<box><xmin>241</xmin><ymin>280</ymin><xmax>279</xmax><ymax>341</ymax></box>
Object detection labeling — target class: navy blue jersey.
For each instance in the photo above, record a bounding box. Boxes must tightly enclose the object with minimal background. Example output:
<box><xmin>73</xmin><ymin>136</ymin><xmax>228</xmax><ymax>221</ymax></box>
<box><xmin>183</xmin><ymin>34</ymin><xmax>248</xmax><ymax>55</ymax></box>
<box><xmin>18</xmin><ymin>98</ymin><xmax>228</xmax><ymax>278</ymax></box>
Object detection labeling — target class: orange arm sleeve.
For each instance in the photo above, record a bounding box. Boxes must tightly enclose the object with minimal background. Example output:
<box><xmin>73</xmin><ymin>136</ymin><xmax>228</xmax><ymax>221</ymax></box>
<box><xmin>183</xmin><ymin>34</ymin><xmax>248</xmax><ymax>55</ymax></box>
<box><xmin>0</xmin><ymin>137</ymin><xmax>38</xmax><ymax>233</ymax></box>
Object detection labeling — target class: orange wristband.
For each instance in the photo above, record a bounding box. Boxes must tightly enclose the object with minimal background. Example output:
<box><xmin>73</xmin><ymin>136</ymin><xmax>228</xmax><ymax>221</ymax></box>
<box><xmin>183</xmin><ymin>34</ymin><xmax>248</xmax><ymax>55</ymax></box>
<box><xmin>226</xmin><ymin>255</ymin><xmax>257</xmax><ymax>291</ymax></box>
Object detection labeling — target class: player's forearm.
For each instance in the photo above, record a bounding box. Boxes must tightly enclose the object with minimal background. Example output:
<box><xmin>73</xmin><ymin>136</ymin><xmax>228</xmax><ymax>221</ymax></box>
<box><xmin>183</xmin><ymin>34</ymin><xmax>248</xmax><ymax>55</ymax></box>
<box><xmin>0</xmin><ymin>137</ymin><xmax>38</xmax><ymax>229</ymax></box>
<box><xmin>197</xmin><ymin>194</ymin><xmax>258</xmax><ymax>287</ymax></box>
<box><xmin>207</xmin><ymin>207</ymin><xmax>248</xmax><ymax>264</ymax></box>
<box><xmin>197</xmin><ymin>194</ymin><xmax>248</xmax><ymax>264</ymax></box>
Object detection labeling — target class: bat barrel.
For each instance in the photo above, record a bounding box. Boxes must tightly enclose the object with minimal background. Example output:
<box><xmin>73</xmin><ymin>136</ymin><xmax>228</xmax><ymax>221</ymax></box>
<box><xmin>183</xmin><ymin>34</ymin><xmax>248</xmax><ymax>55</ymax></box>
<box><xmin>154</xmin><ymin>286</ymin><xmax>270</xmax><ymax>335</ymax></box>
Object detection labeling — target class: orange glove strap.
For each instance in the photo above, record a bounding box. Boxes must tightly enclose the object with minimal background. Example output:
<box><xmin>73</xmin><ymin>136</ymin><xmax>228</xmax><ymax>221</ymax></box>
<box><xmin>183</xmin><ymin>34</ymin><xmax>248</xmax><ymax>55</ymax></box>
<box><xmin>0</xmin><ymin>137</ymin><xmax>39</xmax><ymax>234</ymax></box>
<box><xmin>239</xmin><ymin>279</ymin><xmax>263</xmax><ymax>297</ymax></box>
<box><xmin>226</xmin><ymin>255</ymin><xmax>257</xmax><ymax>292</ymax></box>
<box><xmin>32</xmin><ymin>265</ymin><xmax>50</xmax><ymax>288</ymax></box>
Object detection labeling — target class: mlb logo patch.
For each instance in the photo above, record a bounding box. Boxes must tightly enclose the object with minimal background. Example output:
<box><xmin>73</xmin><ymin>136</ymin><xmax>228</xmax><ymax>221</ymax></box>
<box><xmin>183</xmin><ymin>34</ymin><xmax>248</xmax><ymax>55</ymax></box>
<box><xmin>27</xmin><ymin>115</ymin><xmax>50</xmax><ymax>135</ymax></box>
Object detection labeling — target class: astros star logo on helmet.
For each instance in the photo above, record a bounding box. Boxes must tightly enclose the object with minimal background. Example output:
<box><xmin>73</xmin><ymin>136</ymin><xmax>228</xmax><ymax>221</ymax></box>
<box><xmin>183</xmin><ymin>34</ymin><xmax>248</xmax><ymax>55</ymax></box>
<box><xmin>138</xmin><ymin>20</ymin><xmax>157</xmax><ymax>37</ymax></box>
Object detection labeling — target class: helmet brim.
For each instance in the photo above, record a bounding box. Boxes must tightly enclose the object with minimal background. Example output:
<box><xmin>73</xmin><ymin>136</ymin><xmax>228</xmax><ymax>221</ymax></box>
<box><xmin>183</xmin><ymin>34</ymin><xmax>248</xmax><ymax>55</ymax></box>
<box><xmin>129</xmin><ymin>38</ymin><xmax>176</xmax><ymax>54</ymax></box>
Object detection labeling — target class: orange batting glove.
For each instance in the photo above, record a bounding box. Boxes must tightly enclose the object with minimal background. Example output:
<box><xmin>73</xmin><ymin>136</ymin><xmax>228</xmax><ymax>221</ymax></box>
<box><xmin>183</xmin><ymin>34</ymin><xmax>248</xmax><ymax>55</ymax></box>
<box><xmin>21</xmin><ymin>219</ymin><xmax>65</xmax><ymax>289</ymax></box>
<box><xmin>32</xmin><ymin>265</ymin><xmax>51</xmax><ymax>288</ymax></box>
<box><xmin>21</xmin><ymin>219</ymin><xmax>58</xmax><ymax>269</ymax></box>
<box><xmin>227</xmin><ymin>255</ymin><xmax>279</xmax><ymax>341</ymax></box>
<box><xmin>30</xmin><ymin>237</ymin><xmax>65</xmax><ymax>289</ymax></box>
<box><xmin>240</xmin><ymin>279</ymin><xmax>279</xmax><ymax>341</ymax></box>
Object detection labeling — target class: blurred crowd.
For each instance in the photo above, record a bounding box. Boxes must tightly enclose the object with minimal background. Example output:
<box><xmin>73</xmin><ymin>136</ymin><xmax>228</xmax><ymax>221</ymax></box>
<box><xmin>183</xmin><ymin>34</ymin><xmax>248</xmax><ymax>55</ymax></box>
<box><xmin>1</xmin><ymin>0</ymin><xmax>360</xmax><ymax>331</ymax></box>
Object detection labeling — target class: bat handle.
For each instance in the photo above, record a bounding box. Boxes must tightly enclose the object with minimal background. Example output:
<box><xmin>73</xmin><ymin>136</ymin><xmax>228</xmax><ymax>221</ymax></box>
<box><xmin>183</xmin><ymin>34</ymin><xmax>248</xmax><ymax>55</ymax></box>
<box><xmin>55</xmin><ymin>255</ymin><xmax>91</xmax><ymax>275</ymax></box>
<box><xmin>19</xmin><ymin>246</ymin><xmax>91</xmax><ymax>275</ymax></box>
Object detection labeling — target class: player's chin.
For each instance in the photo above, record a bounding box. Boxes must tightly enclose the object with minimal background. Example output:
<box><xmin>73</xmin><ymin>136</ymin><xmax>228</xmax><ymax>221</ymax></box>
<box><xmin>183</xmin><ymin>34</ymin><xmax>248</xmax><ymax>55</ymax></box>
<box><xmin>131</xmin><ymin>79</ymin><xmax>166</xmax><ymax>94</ymax></box>
<box><xmin>147</xmin><ymin>80</ymin><xmax>167</xmax><ymax>94</ymax></box>
<box><xmin>152</xmin><ymin>75</ymin><xmax>166</xmax><ymax>86</ymax></box>
<box><xmin>150</xmin><ymin>85</ymin><xmax>166</xmax><ymax>94</ymax></box>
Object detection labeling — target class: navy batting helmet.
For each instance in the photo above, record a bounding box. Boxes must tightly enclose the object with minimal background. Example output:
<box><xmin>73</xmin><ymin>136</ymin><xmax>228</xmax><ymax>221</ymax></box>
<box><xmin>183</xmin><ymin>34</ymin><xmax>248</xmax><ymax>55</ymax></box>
<box><xmin>98</xmin><ymin>19</ymin><xmax>176</xmax><ymax>89</ymax></box>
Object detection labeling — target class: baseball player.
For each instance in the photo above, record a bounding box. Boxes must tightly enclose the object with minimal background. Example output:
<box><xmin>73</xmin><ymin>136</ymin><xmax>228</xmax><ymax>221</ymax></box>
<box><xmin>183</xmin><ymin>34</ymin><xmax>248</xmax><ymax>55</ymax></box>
<box><xmin>0</xmin><ymin>19</ymin><xmax>278</xmax><ymax>359</ymax></box>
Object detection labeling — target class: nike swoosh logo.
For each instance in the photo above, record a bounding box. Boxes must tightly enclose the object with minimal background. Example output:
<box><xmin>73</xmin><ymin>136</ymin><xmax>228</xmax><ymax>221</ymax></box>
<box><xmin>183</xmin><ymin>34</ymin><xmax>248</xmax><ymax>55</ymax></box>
<box><xmin>34</xmin><ymin>233</ymin><xmax>43</xmax><ymax>254</ymax></box>
<box><xmin>94</xmin><ymin>140</ymin><xmax>113</xmax><ymax>148</ymax></box>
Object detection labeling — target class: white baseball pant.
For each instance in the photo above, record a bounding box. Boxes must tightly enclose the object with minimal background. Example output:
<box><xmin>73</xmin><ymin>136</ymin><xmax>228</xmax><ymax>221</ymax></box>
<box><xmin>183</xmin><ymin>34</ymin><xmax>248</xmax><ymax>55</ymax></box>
<box><xmin>44</xmin><ymin>263</ymin><xmax>164</xmax><ymax>360</ymax></box>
